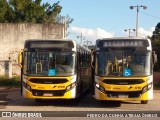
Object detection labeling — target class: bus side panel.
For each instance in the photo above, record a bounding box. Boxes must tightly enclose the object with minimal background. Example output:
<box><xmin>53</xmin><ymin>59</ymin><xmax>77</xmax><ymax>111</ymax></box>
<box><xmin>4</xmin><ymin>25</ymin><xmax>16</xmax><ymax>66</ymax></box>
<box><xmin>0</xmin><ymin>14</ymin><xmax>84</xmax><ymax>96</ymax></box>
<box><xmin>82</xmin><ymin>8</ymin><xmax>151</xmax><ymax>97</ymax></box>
<box><xmin>147</xmin><ymin>75</ymin><xmax>153</xmax><ymax>100</ymax></box>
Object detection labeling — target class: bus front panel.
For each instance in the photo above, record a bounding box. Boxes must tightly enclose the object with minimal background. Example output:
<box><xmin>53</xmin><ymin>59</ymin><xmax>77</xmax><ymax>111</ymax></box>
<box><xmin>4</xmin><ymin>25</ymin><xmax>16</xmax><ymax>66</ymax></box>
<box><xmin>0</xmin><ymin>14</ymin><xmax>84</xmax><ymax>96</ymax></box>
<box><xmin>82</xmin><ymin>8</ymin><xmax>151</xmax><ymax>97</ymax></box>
<box><xmin>94</xmin><ymin>76</ymin><xmax>153</xmax><ymax>101</ymax></box>
<box><xmin>22</xmin><ymin>75</ymin><xmax>79</xmax><ymax>99</ymax></box>
<box><xmin>94</xmin><ymin>44</ymin><xmax>153</xmax><ymax>102</ymax></box>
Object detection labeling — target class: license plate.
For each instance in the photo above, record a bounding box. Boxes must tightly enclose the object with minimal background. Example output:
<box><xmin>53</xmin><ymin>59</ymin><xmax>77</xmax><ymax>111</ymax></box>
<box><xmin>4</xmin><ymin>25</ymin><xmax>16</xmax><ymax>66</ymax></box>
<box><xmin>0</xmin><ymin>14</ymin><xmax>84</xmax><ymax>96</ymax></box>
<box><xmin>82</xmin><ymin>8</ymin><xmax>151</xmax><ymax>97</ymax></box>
<box><xmin>118</xmin><ymin>94</ymin><xmax>128</xmax><ymax>98</ymax></box>
<box><xmin>43</xmin><ymin>93</ymin><xmax>53</xmax><ymax>96</ymax></box>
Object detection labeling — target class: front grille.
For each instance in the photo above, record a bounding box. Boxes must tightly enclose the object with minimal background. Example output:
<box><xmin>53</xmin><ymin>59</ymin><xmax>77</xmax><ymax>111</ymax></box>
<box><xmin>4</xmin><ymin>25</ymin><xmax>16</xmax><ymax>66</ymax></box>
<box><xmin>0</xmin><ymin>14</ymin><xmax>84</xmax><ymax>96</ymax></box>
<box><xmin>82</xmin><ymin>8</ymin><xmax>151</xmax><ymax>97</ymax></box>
<box><xmin>32</xmin><ymin>89</ymin><xmax>66</xmax><ymax>96</ymax></box>
<box><xmin>29</xmin><ymin>78</ymin><xmax>68</xmax><ymax>84</ymax></box>
<box><xmin>103</xmin><ymin>79</ymin><xmax>144</xmax><ymax>85</ymax></box>
<box><xmin>106</xmin><ymin>91</ymin><xmax>142</xmax><ymax>98</ymax></box>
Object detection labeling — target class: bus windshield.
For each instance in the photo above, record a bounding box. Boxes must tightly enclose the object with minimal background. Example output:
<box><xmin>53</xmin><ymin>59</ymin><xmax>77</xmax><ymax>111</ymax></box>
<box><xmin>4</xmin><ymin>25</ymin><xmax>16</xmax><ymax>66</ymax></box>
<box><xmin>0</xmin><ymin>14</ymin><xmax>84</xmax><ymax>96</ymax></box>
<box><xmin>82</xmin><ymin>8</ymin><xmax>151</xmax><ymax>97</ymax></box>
<box><xmin>23</xmin><ymin>50</ymin><xmax>76</xmax><ymax>76</ymax></box>
<box><xmin>95</xmin><ymin>48</ymin><xmax>152</xmax><ymax>77</ymax></box>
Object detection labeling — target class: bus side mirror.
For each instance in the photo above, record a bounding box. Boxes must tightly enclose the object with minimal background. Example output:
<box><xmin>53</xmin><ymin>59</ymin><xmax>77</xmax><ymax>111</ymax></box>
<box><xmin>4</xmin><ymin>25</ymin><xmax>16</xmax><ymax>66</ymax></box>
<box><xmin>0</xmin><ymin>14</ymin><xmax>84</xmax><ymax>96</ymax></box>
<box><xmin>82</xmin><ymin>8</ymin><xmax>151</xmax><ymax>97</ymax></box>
<box><xmin>153</xmin><ymin>51</ymin><xmax>157</xmax><ymax>64</ymax></box>
<box><xmin>91</xmin><ymin>49</ymin><xmax>95</xmax><ymax>68</ymax></box>
<box><xmin>18</xmin><ymin>49</ymin><xmax>23</xmax><ymax>68</ymax></box>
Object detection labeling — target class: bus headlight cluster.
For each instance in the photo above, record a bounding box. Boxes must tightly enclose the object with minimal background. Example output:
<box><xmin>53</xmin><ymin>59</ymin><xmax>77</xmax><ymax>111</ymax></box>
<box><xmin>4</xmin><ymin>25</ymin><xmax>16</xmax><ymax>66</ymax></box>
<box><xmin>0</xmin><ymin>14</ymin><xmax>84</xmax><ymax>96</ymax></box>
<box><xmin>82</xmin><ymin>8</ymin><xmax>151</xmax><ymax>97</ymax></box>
<box><xmin>23</xmin><ymin>81</ymin><xmax>32</xmax><ymax>92</ymax></box>
<box><xmin>66</xmin><ymin>82</ymin><xmax>76</xmax><ymax>92</ymax></box>
<box><xmin>95</xmin><ymin>83</ymin><xmax>105</xmax><ymax>94</ymax></box>
<box><xmin>142</xmin><ymin>82</ymin><xmax>152</xmax><ymax>93</ymax></box>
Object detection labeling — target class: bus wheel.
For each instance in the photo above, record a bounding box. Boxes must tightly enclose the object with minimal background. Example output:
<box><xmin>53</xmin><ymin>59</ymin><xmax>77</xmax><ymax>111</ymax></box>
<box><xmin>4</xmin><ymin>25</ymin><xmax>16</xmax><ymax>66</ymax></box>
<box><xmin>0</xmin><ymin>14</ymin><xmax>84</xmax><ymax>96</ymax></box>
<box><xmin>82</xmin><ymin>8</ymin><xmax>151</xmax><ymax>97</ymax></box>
<box><xmin>141</xmin><ymin>100</ymin><xmax>148</xmax><ymax>104</ymax></box>
<box><xmin>35</xmin><ymin>99</ymin><xmax>42</xmax><ymax>102</ymax></box>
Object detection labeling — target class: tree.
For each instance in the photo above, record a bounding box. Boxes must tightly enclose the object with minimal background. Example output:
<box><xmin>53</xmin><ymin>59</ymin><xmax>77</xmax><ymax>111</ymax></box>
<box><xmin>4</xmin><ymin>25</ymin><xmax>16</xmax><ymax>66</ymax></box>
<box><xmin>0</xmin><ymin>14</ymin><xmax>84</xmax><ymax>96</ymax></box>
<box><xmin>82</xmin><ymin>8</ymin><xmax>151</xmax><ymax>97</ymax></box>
<box><xmin>0</xmin><ymin>0</ymin><xmax>15</xmax><ymax>22</ymax></box>
<box><xmin>151</xmin><ymin>23</ymin><xmax>160</xmax><ymax>47</ymax></box>
<box><xmin>150</xmin><ymin>22</ymin><xmax>160</xmax><ymax>70</ymax></box>
<box><xmin>56</xmin><ymin>14</ymin><xmax>74</xmax><ymax>36</ymax></box>
<box><xmin>0</xmin><ymin>0</ymin><xmax>68</xmax><ymax>23</ymax></box>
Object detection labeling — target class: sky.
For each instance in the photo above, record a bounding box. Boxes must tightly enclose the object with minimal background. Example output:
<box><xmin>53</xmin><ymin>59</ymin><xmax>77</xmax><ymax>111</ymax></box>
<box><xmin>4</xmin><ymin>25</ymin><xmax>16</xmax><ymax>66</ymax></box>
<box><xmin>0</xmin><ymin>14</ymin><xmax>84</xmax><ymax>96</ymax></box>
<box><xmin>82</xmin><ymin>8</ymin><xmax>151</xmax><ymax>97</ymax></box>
<box><xmin>42</xmin><ymin>0</ymin><xmax>160</xmax><ymax>45</ymax></box>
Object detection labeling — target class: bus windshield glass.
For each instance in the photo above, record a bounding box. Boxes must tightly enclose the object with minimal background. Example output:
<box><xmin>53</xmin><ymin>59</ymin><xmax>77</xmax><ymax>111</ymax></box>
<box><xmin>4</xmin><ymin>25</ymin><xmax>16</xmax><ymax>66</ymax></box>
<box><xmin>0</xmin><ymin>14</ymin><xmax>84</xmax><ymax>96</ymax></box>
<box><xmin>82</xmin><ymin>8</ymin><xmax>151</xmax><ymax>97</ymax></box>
<box><xmin>23</xmin><ymin>50</ymin><xmax>76</xmax><ymax>76</ymax></box>
<box><xmin>95</xmin><ymin>48</ymin><xmax>152</xmax><ymax>77</ymax></box>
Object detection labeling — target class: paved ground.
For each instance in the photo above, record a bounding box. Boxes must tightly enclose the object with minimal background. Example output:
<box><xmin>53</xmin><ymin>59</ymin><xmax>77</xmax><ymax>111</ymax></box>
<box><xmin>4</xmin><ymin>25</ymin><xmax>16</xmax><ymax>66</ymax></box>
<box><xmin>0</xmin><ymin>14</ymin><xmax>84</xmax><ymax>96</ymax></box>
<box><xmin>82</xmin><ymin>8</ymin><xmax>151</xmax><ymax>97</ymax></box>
<box><xmin>0</xmin><ymin>87</ymin><xmax>160</xmax><ymax>120</ymax></box>
<box><xmin>0</xmin><ymin>87</ymin><xmax>160</xmax><ymax>111</ymax></box>
<box><xmin>0</xmin><ymin>72</ymin><xmax>160</xmax><ymax>119</ymax></box>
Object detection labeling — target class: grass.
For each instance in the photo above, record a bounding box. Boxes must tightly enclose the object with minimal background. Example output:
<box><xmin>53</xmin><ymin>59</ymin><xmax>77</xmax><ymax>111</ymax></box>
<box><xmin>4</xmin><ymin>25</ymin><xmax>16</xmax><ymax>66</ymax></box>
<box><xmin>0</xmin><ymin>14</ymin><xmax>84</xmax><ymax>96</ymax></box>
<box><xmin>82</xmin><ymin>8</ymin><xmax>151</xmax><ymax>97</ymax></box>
<box><xmin>0</xmin><ymin>76</ymin><xmax>21</xmax><ymax>87</ymax></box>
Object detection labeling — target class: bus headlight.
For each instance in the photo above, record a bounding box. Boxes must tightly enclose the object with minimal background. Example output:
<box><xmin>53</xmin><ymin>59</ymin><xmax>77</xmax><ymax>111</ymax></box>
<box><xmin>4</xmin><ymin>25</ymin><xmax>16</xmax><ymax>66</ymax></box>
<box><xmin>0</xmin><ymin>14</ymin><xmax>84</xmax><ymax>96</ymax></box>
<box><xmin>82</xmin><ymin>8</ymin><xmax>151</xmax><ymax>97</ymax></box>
<box><xmin>70</xmin><ymin>75</ymin><xmax>76</xmax><ymax>83</ymax></box>
<box><xmin>95</xmin><ymin>83</ymin><xmax>105</xmax><ymax>94</ymax></box>
<box><xmin>23</xmin><ymin>81</ymin><xmax>32</xmax><ymax>92</ymax></box>
<box><xmin>148</xmin><ymin>83</ymin><xmax>152</xmax><ymax>89</ymax></box>
<box><xmin>142</xmin><ymin>82</ymin><xmax>152</xmax><ymax>93</ymax></box>
<box><xmin>66</xmin><ymin>82</ymin><xmax>76</xmax><ymax>92</ymax></box>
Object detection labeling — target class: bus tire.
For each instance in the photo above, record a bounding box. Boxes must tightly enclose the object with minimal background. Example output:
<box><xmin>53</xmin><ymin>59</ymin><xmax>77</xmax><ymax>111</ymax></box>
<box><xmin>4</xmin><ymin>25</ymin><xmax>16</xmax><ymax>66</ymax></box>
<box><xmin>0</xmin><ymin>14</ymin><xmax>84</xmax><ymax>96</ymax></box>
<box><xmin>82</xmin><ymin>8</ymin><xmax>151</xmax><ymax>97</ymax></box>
<box><xmin>141</xmin><ymin>100</ymin><xmax>148</xmax><ymax>104</ymax></box>
<box><xmin>35</xmin><ymin>99</ymin><xmax>42</xmax><ymax>102</ymax></box>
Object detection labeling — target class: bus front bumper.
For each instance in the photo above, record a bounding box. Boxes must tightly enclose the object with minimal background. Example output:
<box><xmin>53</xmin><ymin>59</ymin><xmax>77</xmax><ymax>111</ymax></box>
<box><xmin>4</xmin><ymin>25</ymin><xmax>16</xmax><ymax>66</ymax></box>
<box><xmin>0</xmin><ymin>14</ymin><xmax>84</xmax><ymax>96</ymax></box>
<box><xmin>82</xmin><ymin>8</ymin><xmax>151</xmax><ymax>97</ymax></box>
<box><xmin>94</xmin><ymin>86</ymin><xmax>153</xmax><ymax>101</ymax></box>
<box><xmin>22</xmin><ymin>86</ymin><xmax>77</xmax><ymax>99</ymax></box>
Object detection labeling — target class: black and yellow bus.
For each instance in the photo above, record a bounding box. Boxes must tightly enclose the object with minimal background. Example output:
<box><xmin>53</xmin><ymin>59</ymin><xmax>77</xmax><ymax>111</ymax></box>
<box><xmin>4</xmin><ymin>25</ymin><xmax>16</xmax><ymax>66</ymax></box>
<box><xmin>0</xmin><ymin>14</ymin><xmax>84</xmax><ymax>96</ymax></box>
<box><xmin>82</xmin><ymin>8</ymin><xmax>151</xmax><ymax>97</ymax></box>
<box><xmin>91</xmin><ymin>37</ymin><xmax>157</xmax><ymax>104</ymax></box>
<box><xmin>18</xmin><ymin>39</ymin><xmax>91</xmax><ymax>102</ymax></box>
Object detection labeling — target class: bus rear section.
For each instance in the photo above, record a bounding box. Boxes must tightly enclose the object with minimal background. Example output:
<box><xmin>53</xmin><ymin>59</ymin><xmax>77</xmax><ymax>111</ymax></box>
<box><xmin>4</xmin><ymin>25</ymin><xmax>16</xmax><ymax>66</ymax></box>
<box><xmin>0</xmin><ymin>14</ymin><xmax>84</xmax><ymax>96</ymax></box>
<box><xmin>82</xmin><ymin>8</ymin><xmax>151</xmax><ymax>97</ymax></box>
<box><xmin>18</xmin><ymin>39</ymin><xmax>91</xmax><ymax>101</ymax></box>
<box><xmin>92</xmin><ymin>38</ymin><xmax>154</xmax><ymax>104</ymax></box>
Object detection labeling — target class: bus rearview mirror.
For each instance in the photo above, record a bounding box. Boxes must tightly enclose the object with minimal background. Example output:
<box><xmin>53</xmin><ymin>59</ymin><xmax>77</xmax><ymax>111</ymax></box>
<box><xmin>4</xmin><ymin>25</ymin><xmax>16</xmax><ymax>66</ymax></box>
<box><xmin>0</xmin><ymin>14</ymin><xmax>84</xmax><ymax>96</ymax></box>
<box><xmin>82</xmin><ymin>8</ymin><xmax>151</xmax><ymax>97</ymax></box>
<box><xmin>91</xmin><ymin>49</ymin><xmax>95</xmax><ymax>68</ymax></box>
<box><xmin>18</xmin><ymin>49</ymin><xmax>23</xmax><ymax>68</ymax></box>
<box><xmin>153</xmin><ymin>51</ymin><xmax>157</xmax><ymax>64</ymax></box>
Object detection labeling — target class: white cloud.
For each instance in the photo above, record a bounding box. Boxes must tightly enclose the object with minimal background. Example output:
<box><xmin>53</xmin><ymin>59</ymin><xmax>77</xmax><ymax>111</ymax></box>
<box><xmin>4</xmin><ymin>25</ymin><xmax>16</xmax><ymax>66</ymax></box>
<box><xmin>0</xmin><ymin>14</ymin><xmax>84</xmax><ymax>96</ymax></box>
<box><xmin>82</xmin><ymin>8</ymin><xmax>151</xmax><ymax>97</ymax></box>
<box><xmin>124</xmin><ymin>27</ymin><xmax>154</xmax><ymax>38</ymax></box>
<box><xmin>138</xmin><ymin>27</ymin><xmax>154</xmax><ymax>38</ymax></box>
<box><xmin>69</xmin><ymin>26</ymin><xmax>155</xmax><ymax>45</ymax></box>
<box><xmin>69</xmin><ymin>26</ymin><xmax>114</xmax><ymax>44</ymax></box>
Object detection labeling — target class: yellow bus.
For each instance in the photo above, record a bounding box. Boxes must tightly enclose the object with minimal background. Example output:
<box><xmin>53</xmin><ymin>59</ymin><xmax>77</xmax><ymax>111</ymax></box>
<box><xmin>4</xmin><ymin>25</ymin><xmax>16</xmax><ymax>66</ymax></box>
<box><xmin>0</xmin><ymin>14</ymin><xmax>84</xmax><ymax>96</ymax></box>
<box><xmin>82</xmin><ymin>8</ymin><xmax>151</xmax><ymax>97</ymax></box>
<box><xmin>18</xmin><ymin>39</ymin><xmax>91</xmax><ymax>102</ymax></box>
<box><xmin>91</xmin><ymin>37</ymin><xmax>156</xmax><ymax>104</ymax></box>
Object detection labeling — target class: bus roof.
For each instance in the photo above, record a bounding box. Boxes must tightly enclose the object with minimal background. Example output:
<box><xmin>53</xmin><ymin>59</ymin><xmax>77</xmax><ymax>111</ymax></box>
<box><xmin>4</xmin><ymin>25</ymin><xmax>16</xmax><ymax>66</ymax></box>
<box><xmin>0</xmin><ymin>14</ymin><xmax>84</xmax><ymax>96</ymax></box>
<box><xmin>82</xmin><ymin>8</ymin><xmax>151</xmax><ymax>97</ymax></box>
<box><xmin>25</xmin><ymin>39</ymin><xmax>74</xmax><ymax>43</ymax></box>
<box><xmin>97</xmin><ymin>37</ymin><xmax>149</xmax><ymax>41</ymax></box>
<box><xmin>24</xmin><ymin>39</ymin><xmax>91</xmax><ymax>52</ymax></box>
<box><xmin>95</xmin><ymin>37</ymin><xmax>151</xmax><ymax>50</ymax></box>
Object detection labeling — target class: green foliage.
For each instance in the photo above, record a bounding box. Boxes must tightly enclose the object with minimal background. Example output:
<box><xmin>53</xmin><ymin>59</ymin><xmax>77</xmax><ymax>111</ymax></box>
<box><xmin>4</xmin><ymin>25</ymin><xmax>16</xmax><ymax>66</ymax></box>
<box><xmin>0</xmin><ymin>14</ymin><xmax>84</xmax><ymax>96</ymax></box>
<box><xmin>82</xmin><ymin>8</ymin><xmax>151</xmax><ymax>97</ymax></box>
<box><xmin>56</xmin><ymin>14</ymin><xmax>74</xmax><ymax>28</ymax></box>
<box><xmin>0</xmin><ymin>76</ymin><xmax>21</xmax><ymax>87</ymax></box>
<box><xmin>0</xmin><ymin>0</ymin><xmax>15</xmax><ymax>22</ymax></box>
<box><xmin>151</xmin><ymin>22</ymin><xmax>160</xmax><ymax>70</ymax></box>
<box><xmin>0</xmin><ymin>0</ymin><xmax>63</xmax><ymax>23</ymax></box>
<box><xmin>56</xmin><ymin>14</ymin><xmax>74</xmax><ymax>37</ymax></box>
<box><xmin>151</xmin><ymin>23</ymin><xmax>160</xmax><ymax>47</ymax></box>
<box><xmin>154</xmin><ymin>83</ymin><xmax>160</xmax><ymax>90</ymax></box>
